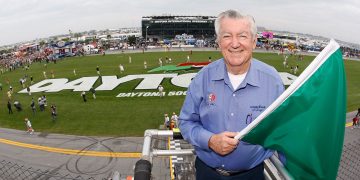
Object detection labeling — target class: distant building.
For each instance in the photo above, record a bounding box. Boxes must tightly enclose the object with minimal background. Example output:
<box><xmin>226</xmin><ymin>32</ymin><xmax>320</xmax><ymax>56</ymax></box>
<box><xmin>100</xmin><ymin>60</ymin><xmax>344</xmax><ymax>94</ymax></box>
<box><xmin>109</xmin><ymin>33</ymin><xmax>142</xmax><ymax>41</ymax></box>
<box><xmin>141</xmin><ymin>16</ymin><xmax>216</xmax><ymax>41</ymax></box>
<box><xmin>50</xmin><ymin>41</ymin><xmax>76</xmax><ymax>58</ymax></box>
<box><xmin>18</xmin><ymin>43</ymin><xmax>40</xmax><ymax>54</ymax></box>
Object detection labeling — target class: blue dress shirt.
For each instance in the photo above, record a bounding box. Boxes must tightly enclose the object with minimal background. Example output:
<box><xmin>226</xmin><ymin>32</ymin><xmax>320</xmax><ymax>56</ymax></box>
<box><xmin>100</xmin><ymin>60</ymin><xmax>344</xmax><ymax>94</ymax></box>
<box><xmin>179</xmin><ymin>58</ymin><xmax>284</xmax><ymax>171</ymax></box>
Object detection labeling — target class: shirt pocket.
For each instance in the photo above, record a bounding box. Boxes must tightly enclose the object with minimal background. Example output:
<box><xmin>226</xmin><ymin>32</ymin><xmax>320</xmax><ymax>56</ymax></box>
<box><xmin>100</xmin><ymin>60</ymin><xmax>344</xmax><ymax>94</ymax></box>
<box><xmin>249</xmin><ymin>105</ymin><xmax>266</xmax><ymax>121</ymax></box>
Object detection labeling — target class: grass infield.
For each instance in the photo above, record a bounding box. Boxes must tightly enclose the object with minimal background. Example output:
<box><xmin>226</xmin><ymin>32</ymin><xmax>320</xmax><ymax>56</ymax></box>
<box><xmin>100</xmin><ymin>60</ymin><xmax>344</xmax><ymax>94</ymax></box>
<box><xmin>1</xmin><ymin>50</ymin><xmax>359</xmax><ymax>136</ymax></box>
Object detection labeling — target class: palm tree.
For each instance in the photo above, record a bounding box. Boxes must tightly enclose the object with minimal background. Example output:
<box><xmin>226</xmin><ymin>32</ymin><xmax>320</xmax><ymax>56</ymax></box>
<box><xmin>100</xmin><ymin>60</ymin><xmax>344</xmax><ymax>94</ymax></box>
<box><xmin>74</xmin><ymin>33</ymin><xmax>82</xmax><ymax>42</ymax></box>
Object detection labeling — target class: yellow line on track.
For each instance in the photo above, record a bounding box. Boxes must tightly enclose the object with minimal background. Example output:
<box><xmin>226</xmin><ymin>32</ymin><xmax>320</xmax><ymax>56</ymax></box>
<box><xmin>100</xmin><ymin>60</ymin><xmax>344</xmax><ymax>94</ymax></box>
<box><xmin>0</xmin><ymin>138</ymin><xmax>141</xmax><ymax>158</ymax></box>
<box><xmin>168</xmin><ymin>137</ymin><xmax>175</xmax><ymax>180</ymax></box>
<box><xmin>346</xmin><ymin>122</ymin><xmax>353</xmax><ymax>127</ymax></box>
<box><xmin>0</xmin><ymin>121</ymin><xmax>352</xmax><ymax>158</ymax></box>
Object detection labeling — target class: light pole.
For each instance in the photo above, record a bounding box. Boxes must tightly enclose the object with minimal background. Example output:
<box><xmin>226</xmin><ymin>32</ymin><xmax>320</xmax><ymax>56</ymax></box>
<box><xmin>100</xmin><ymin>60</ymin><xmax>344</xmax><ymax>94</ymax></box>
<box><xmin>145</xmin><ymin>26</ymin><xmax>149</xmax><ymax>48</ymax></box>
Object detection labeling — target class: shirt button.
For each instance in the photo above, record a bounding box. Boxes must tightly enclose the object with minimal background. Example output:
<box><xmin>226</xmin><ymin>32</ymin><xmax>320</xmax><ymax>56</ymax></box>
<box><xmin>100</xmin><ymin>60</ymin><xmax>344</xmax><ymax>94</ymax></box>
<box><xmin>233</xmin><ymin>94</ymin><xmax>235</xmax><ymax>97</ymax></box>
<box><xmin>231</xmin><ymin>113</ymin><xmax>234</xmax><ymax>116</ymax></box>
<box><xmin>222</xmin><ymin>164</ymin><xmax>225</xmax><ymax>167</ymax></box>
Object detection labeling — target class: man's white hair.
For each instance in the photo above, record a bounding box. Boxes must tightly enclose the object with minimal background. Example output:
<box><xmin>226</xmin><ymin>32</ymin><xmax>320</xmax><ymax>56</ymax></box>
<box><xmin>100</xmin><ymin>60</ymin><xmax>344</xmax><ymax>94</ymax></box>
<box><xmin>215</xmin><ymin>9</ymin><xmax>257</xmax><ymax>40</ymax></box>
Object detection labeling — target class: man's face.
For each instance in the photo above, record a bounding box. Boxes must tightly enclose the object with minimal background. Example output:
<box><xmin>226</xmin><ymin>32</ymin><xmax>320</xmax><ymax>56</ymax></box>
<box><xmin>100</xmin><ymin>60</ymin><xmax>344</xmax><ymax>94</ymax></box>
<box><xmin>218</xmin><ymin>17</ymin><xmax>257</xmax><ymax>73</ymax></box>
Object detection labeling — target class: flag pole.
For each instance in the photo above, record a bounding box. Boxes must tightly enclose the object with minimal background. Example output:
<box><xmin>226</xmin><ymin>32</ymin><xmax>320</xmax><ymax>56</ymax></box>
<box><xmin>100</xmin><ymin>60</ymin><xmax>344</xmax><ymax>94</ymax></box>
<box><xmin>234</xmin><ymin>39</ymin><xmax>340</xmax><ymax>141</ymax></box>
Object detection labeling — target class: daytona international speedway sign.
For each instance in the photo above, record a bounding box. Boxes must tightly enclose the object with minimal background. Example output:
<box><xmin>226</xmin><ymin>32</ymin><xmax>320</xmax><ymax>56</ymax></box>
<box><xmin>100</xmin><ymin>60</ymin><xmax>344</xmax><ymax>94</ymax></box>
<box><xmin>18</xmin><ymin>72</ymin><xmax>297</xmax><ymax>97</ymax></box>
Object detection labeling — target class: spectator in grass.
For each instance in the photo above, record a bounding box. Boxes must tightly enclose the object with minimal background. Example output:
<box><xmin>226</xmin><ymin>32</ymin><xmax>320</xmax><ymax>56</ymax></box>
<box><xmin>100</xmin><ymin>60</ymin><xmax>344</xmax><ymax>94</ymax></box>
<box><xmin>26</xmin><ymin>86</ymin><xmax>31</xmax><ymax>96</ymax></box>
<box><xmin>24</xmin><ymin>118</ymin><xmax>34</xmax><ymax>134</ymax></box>
<box><xmin>22</xmin><ymin>78</ymin><xmax>26</xmax><ymax>88</ymax></box>
<box><xmin>294</xmin><ymin>65</ymin><xmax>299</xmax><ymax>74</ymax></box>
<box><xmin>38</xmin><ymin>97</ymin><xmax>45</xmax><ymax>111</ymax></box>
<box><xmin>129</xmin><ymin>56</ymin><xmax>132</xmax><ymax>63</ymax></box>
<box><xmin>19</xmin><ymin>78</ymin><xmax>23</xmax><ymax>86</ymax></box>
<box><xmin>164</xmin><ymin>114</ymin><xmax>170</xmax><ymax>129</ymax></box>
<box><xmin>96</xmin><ymin>66</ymin><xmax>100</xmax><ymax>75</ymax></box>
<box><xmin>81</xmin><ymin>91</ymin><xmax>87</xmax><ymax>102</ymax></box>
<box><xmin>144</xmin><ymin>60</ymin><xmax>147</xmax><ymax>69</ymax></box>
<box><xmin>7</xmin><ymin>100</ymin><xmax>13</xmax><ymax>114</ymax></box>
<box><xmin>43</xmin><ymin>71</ymin><xmax>47</xmax><ymax>79</ymax></box>
<box><xmin>30</xmin><ymin>76</ymin><xmax>34</xmax><ymax>84</ymax></box>
<box><xmin>42</xmin><ymin>95</ymin><xmax>47</xmax><ymax>107</ymax></box>
<box><xmin>7</xmin><ymin>90</ymin><xmax>12</xmax><ymax>100</ymax></box>
<box><xmin>187</xmin><ymin>55</ymin><xmax>190</xmax><ymax>62</ymax></box>
<box><xmin>73</xmin><ymin>69</ymin><xmax>77</xmax><ymax>76</ymax></box>
<box><xmin>0</xmin><ymin>82</ymin><xmax>2</xmax><ymax>90</ymax></box>
<box><xmin>158</xmin><ymin>85</ymin><xmax>164</xmax><ymax>98</ymax></box>
<box><xmin>158</xmin><ymin>58</ymin><xmax>163</xmax><ymax>67</ymax></box>
<box><xmin>171</xmin><ymin>112</ymin><xmax>179</xmax><ymax>128</ymax></box>
<box><xmin>51</xmin><ymin>69</ymin><xmax>55</xmax><ymax>78</ymax></box>
<box><xmin>14</xmin><ymin>100</ymin><xmax>22</xmax><ymax>111</ymax></box>
<box><xmin>30</xmin><ymin>98</ymin><xmax>36</xmax><ymax>116</ymax></box>
<box><xmin>119</xmin><ymin>64</ymin><xmax>125</xmax><ymax>74</ymax></box>
<box><xmin>284</xmin><ymin>54</ymin><xmax>288</xmax><ymax>62</ymax></box>
<box><xmin>50</xmin><ymin>104</ymin><xmax>57</xmax><ymax>121</ymax></box>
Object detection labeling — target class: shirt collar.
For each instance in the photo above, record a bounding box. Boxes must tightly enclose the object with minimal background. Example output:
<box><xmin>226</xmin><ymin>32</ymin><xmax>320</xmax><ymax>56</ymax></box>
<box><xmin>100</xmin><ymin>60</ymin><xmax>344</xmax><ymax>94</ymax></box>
<box><xmin>243</xmin><ymin>59</ymin><xmax>260</xmax><ymax>87</ymax></box>
<box><xmin>210</xmin><ymin>58</ymin><xmax>260</xmax><ymax>87</ymax></box>
<box><xmin>210</xmin><ymin>58</ymin><xmax>226</xmax><ymax>81</ymax></box>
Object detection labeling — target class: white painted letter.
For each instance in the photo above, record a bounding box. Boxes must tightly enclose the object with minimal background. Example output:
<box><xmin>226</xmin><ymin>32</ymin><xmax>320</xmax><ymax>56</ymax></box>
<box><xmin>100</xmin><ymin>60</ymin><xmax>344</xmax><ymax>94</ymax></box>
<box><xmin>47</xmin><ymin>77</ymin><xmax>98</xmax><ymax>92</ymax></box>
<box><xmin>18</xmin><ymin>79</ymin><xmax>68</xmax><ymax>93</ymax></box>
<box><xmin>171</xmin><ymin>73</ymin><xmax>196</xmax><ymax>88</ymax></box>
<box><xmin>96</xmin><ymin>76</ymin><xmax>140</xmax><ymax>91</ymax></box>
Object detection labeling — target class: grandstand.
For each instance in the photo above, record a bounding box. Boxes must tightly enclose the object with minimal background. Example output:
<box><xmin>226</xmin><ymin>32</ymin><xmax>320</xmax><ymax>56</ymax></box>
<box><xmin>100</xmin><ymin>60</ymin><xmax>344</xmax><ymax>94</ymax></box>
<box><xmin>141</xmin><ymin>16</ymin><xmax>216</xmax><ymax>41</ymax></box>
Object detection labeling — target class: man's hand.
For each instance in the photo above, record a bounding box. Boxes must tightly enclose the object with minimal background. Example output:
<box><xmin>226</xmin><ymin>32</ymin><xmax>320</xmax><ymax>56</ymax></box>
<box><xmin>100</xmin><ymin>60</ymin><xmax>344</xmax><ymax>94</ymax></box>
<box><xmin>208</xmin><ymin>131</ymin><xmax>239</xmax><ymax>156</ymax></box>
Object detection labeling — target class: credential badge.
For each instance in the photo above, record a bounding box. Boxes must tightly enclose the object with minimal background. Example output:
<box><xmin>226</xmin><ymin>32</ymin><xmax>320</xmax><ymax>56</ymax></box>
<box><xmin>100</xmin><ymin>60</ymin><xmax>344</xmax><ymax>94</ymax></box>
<box><xmin>208</xmin><ymin>93</ymin><xmax>216</xmax><ymax>105</ymax></box>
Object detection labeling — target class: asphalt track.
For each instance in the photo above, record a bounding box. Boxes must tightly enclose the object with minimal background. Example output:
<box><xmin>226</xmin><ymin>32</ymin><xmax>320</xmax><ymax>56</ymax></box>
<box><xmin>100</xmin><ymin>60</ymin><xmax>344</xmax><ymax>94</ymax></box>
<box><xmin>0</xmin><ymin>138</ymin><xmax>141</xmax><ymax>158</ymax></box>
<box><xmin>0</xmin><ymin>127</ymin><xmax>171</xmax><ymax>179</ymax></box>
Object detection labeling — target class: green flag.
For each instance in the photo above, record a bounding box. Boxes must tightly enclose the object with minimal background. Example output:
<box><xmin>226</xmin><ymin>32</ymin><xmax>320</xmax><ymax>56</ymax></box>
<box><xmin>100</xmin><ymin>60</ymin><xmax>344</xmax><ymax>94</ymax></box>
<box><xmin>236</xmin><ymin>40</ymin><xmax>346</xmax><ymax>179</ymax></box>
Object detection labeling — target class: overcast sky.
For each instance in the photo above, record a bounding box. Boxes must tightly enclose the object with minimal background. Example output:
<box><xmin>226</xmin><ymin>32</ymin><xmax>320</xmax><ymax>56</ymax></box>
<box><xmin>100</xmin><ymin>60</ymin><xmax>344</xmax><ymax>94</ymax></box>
<box><xmin>0</xmin><ymin>0</ymin><xmax>359</xmax><ymax>46</ymax></box>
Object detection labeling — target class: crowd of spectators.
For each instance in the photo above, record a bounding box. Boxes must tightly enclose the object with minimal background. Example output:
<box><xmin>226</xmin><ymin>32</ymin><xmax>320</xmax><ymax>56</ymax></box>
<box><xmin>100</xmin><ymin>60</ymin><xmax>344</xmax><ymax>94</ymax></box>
<box><xmin>0</xmin><ymin>51</ymin><xmax>51</xmax><ymax>73</ymax></box>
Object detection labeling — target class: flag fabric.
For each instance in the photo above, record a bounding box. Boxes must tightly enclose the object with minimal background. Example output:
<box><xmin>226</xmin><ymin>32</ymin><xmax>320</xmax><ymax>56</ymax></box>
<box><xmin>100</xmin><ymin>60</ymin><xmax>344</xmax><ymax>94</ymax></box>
<box><xmin>235</xmin><ymin>39</ymin><xmax>346</xmax><ymax>179</ymax></box>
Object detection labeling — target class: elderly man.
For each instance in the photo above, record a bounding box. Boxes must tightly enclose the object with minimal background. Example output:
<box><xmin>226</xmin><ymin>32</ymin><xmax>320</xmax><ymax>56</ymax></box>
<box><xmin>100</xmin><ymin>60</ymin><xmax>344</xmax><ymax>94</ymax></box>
<box><xmin>179</xmin><ymin>9</ymin><xmax>284</xmax><ymax>179</ymax></box>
